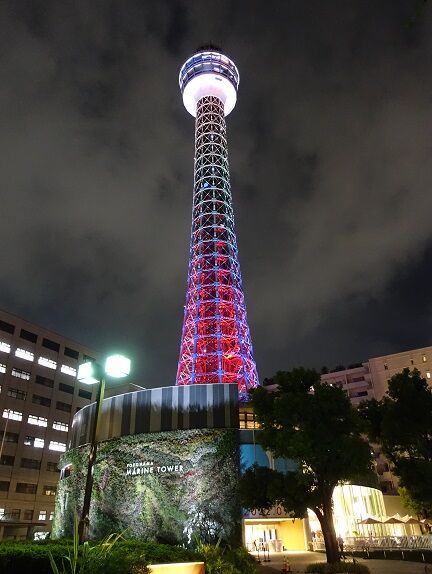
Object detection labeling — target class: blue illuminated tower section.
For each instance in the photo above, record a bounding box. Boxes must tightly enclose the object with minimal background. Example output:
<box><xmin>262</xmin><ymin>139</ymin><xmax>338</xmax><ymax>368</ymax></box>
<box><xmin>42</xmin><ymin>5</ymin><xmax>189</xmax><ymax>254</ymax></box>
<box><xmin>176</xmin><ymin>47</ymin><xmax>259</xmax><ymax>400</ymax></box>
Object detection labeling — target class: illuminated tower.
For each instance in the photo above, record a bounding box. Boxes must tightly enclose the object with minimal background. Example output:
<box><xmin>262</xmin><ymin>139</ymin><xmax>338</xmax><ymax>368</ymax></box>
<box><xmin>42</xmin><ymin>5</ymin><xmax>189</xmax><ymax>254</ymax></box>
<box><xmin>176</xmin><ymin>47</ymin><xmax>259</xmax><ymax>400</ymax></box>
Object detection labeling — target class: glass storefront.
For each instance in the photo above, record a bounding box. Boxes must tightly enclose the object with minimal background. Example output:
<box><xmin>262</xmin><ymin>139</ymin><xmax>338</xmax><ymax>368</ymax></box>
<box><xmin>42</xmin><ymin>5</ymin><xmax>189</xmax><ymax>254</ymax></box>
<box><xmin>308</xmin><ymin>484</ymin><xmax>397</xmax><ymax>539</ymax></box>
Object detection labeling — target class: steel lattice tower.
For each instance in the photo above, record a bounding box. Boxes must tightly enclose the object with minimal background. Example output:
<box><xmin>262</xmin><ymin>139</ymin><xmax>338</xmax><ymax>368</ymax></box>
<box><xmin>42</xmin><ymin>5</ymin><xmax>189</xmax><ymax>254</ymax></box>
<box><xmin>176</xmin><ymin>47</ymin><xmax>259</xmax><ymax>400</ymax></box>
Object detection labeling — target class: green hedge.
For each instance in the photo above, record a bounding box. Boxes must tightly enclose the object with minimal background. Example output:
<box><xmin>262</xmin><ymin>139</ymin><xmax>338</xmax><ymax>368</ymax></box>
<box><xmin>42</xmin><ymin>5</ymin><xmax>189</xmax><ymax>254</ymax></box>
<box><xmin>117</xmin><ymin>540</ymin><xmax>199</xmax><ymax>564</ymax></box>
<box><xmin>348</xmin><ymin>549</ymin><xmax>432</xmax><ymax>563</ymax></box>
<box><xmin>0</xmin><ymin>540</ymin><xmax>199</xmax><ymax>574</ymax></box>
<box><xmin>305</xmin><ymin>562</ymin><xmax>370</xmax><ymax>574</ymax></box>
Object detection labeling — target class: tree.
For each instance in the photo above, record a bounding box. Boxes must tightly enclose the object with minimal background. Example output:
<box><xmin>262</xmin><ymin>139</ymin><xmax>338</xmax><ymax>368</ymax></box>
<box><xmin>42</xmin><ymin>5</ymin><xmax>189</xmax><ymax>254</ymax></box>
<box><xmin>399</xmin><ymin>487</ymin><xmax>432</xmax><ymax>525</ymax></box>
<box><xmin>239</xmin><ymin>369</ymin><xmax>374</xmax><ymax>564</ymax></box>
<box><xmin>359</xmin><ymin>368</ymin><xmax>432</xmax><ymax>518</ymax></box>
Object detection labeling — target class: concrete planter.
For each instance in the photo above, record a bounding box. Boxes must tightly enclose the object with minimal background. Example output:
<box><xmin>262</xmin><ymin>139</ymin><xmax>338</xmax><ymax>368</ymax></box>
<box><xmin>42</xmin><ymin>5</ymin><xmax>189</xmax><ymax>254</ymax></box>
<box><xmin>148</xmin><ymin>562</ymin><xmax>205</xmax><ymax>574</ymax></box>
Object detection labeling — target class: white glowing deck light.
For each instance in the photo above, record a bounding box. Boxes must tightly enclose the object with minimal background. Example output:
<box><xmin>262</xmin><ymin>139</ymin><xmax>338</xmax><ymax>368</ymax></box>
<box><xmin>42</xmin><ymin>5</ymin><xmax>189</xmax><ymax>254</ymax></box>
<box><xmin>179</xmin><ymin>50</ymin><xmax>239</xmax><ymax>117</ymax></box>
<box><xmin>105</xmin><ymin>355</ymin><xmax>131</xmax><ymax>378</ymax></box>
<box><xmin>182</xmin><ymin>73</ymin><xmax>237</xmax><ymax>117</ymax></box>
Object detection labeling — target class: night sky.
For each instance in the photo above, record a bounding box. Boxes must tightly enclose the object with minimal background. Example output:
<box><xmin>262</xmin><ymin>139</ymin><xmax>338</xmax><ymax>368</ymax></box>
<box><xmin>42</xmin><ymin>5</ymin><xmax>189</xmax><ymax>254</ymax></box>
<box><xmin>1</xmin><ymin>1</ymin><xmax>431</xmax><ymax>386</ymax></box>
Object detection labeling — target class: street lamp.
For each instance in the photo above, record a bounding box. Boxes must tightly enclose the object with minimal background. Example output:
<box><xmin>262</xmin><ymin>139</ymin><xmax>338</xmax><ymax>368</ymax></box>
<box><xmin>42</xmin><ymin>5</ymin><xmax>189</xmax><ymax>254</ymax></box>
<box><xmin>76</xmin><ymin>354</ymin><xmax>131</xmax><ymax>543</ymax></box>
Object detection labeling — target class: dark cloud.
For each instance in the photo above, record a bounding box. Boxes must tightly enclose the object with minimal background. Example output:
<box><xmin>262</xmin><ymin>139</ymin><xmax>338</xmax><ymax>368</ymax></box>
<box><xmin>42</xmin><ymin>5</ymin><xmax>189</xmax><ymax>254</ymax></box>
<box><xmin>0</xmin><ymin>0</ymin><xmax>431</xmax><ymax>384</ymax></box>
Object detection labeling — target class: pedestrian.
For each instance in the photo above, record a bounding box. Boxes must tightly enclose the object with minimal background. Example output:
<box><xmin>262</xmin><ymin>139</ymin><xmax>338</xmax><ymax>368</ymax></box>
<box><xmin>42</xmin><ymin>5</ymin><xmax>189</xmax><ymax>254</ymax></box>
<box><xmin>337</xmin><ymin>535</ymin><xmax>345</xmax><ymax>559</ymax></box>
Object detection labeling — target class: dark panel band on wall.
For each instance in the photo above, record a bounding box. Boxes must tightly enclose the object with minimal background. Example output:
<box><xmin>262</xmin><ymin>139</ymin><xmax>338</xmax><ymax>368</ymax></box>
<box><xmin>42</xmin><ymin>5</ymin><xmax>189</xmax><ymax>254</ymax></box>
<box><xmin>69</xmin><ymin>383</ymin><xmax>239</xmax><ymax>449</ymax></box>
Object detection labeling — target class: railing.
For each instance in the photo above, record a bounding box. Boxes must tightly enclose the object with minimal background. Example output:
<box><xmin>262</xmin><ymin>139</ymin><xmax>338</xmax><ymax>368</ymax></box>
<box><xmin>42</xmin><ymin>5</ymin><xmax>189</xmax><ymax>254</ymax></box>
<box><xmin>312</xmin><ymin>535</ymin><xmax>432</xmax><ymax>552</ymax></box>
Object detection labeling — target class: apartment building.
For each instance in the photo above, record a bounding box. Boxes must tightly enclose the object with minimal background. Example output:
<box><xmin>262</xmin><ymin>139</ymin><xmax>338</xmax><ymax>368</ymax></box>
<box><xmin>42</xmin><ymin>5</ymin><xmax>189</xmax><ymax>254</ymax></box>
<box><xmin>368</xmin><ymin>345</ymin><xmax>432</xmax><ymax>399</ymax></box>
<box><xmin>321</xmin><ymin>344</ymin><xmax>432</xmax><ymax>495</ymax></box>
<box><xmin>0</xmin><ymin>309</ymin><xmax>99</xmax><ymax>540</ymax></box>
<box><xmin>320</xmin><ymin>363</ymin><xmax>373</xmax><ymax>404</ymax></box>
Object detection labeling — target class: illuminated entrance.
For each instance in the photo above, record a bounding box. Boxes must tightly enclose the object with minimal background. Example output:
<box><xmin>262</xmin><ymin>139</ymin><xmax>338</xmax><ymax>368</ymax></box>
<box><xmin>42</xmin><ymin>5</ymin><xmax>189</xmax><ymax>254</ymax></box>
<box><xmin>243</xmin><ymin>508</ymin><xmax>308</xmax><ymax>552</ymax></box>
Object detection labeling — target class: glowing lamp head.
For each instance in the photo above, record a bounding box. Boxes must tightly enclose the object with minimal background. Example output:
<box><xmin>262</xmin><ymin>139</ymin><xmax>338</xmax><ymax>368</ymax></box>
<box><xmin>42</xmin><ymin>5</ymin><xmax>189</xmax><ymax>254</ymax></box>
<box><xmin>179</xmin><ymin>48</ymin><xmax>239</xmax><ymax>117</ymax></box>
<box><xmin>104</xmin><ymin>354</ymin><xmax>131</xmax><ymax>378</ymax></box>
<box><xmin>77</xmin><ymin>355</ymin><xmax>131</xmax><ymax>385</ymax></box>
<box><xmin>77</xmin><ymin>361</ymin><xmax>102</xmax><ymax>386</ymax></box>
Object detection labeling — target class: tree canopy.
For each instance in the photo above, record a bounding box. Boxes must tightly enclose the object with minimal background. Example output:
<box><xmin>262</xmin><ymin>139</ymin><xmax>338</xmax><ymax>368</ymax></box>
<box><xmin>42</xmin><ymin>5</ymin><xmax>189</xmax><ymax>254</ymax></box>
<box><xmin>359</xmin><ymin>368</ymin><xmax>432</xmax><ymax>518</ymax></box>
<box><xmin>240</xmin><ymin>368</ymin><xmax>374</xmax><ymax>563</ymax></box>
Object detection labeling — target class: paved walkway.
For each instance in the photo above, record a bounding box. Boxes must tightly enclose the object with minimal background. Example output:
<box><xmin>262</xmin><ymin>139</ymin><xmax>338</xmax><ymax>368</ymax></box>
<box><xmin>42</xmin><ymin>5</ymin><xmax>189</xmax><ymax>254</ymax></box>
<box><xmin>256</xmin><ymin>551</ymin><xmax>432</xmax><ymax>573</ymax></box>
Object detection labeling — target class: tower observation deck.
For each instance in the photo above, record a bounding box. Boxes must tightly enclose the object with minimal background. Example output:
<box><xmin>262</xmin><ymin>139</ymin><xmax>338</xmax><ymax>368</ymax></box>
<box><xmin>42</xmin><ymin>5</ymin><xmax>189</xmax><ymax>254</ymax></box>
<box><xmin>176</xmin><ymin>48</ymin><xmax>259</xmax><ymax>400</ymax></box>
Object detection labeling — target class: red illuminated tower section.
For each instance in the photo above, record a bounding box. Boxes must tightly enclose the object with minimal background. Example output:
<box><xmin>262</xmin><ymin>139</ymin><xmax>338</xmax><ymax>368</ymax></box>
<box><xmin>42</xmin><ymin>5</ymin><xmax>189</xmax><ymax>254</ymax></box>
<box><xmin>176</xmin><ymin>47</ymin><xmax>259</xmax><ymax>400</ymax></box>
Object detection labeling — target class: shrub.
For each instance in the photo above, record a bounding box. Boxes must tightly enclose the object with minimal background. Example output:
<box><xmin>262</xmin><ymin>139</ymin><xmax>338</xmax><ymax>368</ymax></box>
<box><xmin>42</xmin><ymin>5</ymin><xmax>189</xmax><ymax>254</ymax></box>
<box><xmin>0</xmin><ymin>542</ymin><xmax>67</xmax><ymax>574</ymax></box>
<box><xmin>196</xmin><ymin>542</ymin><xmax>257</xmax><ymax>574</ymax></box>
<box><xmin>0</xmin><ymin>539</ymin><xmax>199</xmax><ymax>574</ymax></box>
<box><xmin>119</xmin><ymin>541</ymin><xmax>198</xmax><ymax>565</ymax></box>
<box><xmin>225</xmin><ymin>546</ymin><xmax>257</xmax><ymax>574</ymax></box>
<box><xmin>305</xmin><ymin>562</ymin><xmax>370</xmax><ymax>574</ymax></box>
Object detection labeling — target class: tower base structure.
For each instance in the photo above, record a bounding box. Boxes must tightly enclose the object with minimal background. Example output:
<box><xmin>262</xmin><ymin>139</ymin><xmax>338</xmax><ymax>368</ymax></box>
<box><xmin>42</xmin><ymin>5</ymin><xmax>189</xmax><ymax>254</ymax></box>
<box><xmin>52</xmin><ymin>384</ymin><xmax>241</xmax><ymax>545</ymax></box>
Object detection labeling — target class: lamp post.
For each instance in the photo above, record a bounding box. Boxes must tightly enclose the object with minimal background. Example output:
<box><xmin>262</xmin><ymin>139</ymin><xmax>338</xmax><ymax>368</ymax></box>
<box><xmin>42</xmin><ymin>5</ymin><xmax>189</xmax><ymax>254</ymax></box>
<box><xmin>76</xmin><ymin>354</ymin><xmax>131</xmax><ymax>543</ymax></box>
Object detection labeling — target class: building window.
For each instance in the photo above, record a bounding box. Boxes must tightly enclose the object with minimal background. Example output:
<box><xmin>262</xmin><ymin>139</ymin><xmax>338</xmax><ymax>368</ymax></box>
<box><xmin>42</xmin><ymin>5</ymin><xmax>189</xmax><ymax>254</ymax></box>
<box><xmin>59</xmin><ymin>382</ymin><xmax>74</xmax><ymax>395</ymax></box>
<box><xmin>49</xmin><ymin>441</ymin><xmax>66</xmax><ymax>452</ymax></box>
<box><xmin>27</xmin><ymin>415</ymin><xmax>48</xmax><ymax>427</ymax></box>
<box><xmin>16</xmin><ymin>482</ymin><xmax>37</xmax><ymax>494</ymax></box>
<box><xmin>38</xmin><ymin>510</ymin><xmax>47</xmax><ymax>520</ymax></box>
<box><xmin>32</xmin><ymin>394</ymin><xmax>51</xmax><ymax>407</ymax></box>
<box><xmin>239</xmin><ymin>410</ymin><xmax>260</xmax><ymax>429</ymax></box>
<box><xmin>7</xmin><ymin>387</ymin><xmax>27</xmax><ymax>401</ymax></box>
<box><xmin>0</xmin><ymin>341</ymin><xmax>10</xmax><ymax>353</ymax></box>
<box><xmin>64</xmin><ymin>347</ymin><xmax>79</xmax><ymax>359</ymax></box>
<box><xmin>21</xmin><ymin>458</ymin><xmax>41</xmax><ymax>470</ymax></box>
<box><xmin>24</xmin><ymin>436</ymin><xmax>44</xmax><ymax>448</ymax></box>
<box><xmin>78</xmin><ymin>389</ymin><xmax>92</xmax><ymax>400</ymax></box>
<box><xmin>1</xmin><ymin>431</ymin><xmax>19</xmax><ymax>444</ymax></box>
<box><xmin>42</xmin><ymin>485</ymin><xmax>57</xmax><ymax>496</ymax></box>
<box><xmin>52</xmin><ymin>421</ymin><xmax>69</xmax><ymax>432</ymax></box>
<box><xmin>423</xmin><ymin>355</ymin><xmax>427</xmax><ymax>362</ymax></box>
<box><xmin>49</xmin><ymin>511</ymin><xmax>54</xmax><ymax>520</ymax></box>
<box><xmin>42</xmin><ymin>338</ymin><xmax>60</xmax><ymax>352</ymax></box>
<box><xmin>47</xmin><ymin>461</ymin><xmax>59</xmax><ymax>472</ymax></box>
<box><xmin>20</xmin><ymin>329</ymin><xmax>37</xmax><ymax>343</ymax></box>
<box><xmin>56</xmin><ymin>401</ymin><xmax>71</xmax><ymax>413</ymax></box>
<box><xmin>11</xmin><ymin>367</ymin><xmax>31</xmax><ymax>380</ymax></box>
<box><xmin>38</xmin><ymin>357</ymin><xmax>57</xmax><ymax>370</ymax></box>
<box><xmin>24</xmin><ymin>509</ymin><xmax>34</xmax><ymax>520</ymax></box>
<box><xmin>35</xmin><ymin>374</ymin><xmax>54</xmax><ymax>388</ymax></box>
<box><xmin>384</xmin><ymin>363</ymin><xmax>388</xmax><ymax>370</ymax></box>
<box><xmin>3</xmin><ymin>409</ymin><xmax>23</xmax><ymax>421</ymax></box>
<box><xmin>427</xmin><ymin>371</ymin><xmax>431</xmax><ymax>379</ymax></box>
<box><xmin>15</xmin><ymin>348</ymin><xmax>34</xmax><ymax>362</ymax></box>
<box><xmin>0</xmin><ymin>341</ymin><xmax>11</xmax><ymax>354</ymax></box>
<box><xmin>410</xmin><ymin>358</ymin><xmax>414</xmax><ymax>365</ymax></box>
<box><xmin>61</xmin><ymin>364</ymin><xmax>77</xmax><ymax>377</ymax></box>
<box><xmin>0</xmin><ymin>455</ymin><xmax>15</xmax><ymax>466</ymax></box>
<box><xmin>5</xmin><ymin>509</ymin><xmax>21</xmax><ymax>520</ymax></box>
<box><xmin>0</xmin><ymin>481</ymin><xmax>10</xmax><ymax>492</ymax></box>
<box><xmin>0</xmin><ymin>363</ymin><xmax>6</xmax><ymax>373</ymax></box>
<box><xmin>0</xmin><ymin>319</ymin><xmax>15</xmax><ymax>334</ymax></box>
<box><xmin>83</xmin><ymin>354</ymin><xmax>96</xmax><ymax>363</ymax></box>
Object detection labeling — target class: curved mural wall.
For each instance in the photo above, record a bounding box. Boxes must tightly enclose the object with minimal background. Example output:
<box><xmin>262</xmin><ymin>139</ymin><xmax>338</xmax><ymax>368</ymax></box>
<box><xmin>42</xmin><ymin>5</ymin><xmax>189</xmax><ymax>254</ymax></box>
<box><xmin>53</xmin><ymin>384</ymin><xmax>241</xmax><ymax>545</ymax></box>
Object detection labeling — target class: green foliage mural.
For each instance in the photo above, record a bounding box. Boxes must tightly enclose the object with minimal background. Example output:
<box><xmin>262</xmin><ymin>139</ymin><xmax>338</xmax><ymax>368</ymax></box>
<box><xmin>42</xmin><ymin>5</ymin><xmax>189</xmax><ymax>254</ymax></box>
<box><xmin>53</xmin><ymin>428</ymin><xmax>241</xmax><ymax>546</ymax></box>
